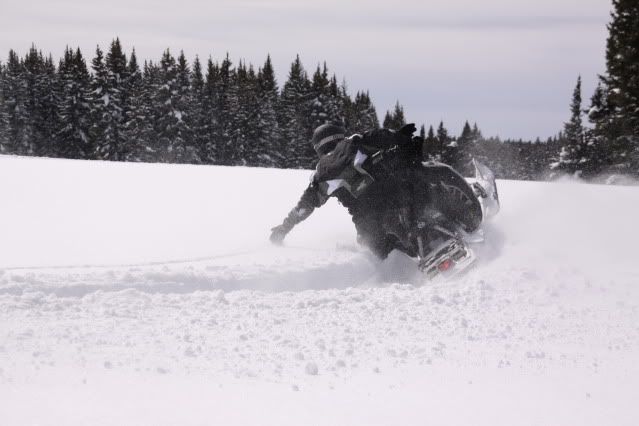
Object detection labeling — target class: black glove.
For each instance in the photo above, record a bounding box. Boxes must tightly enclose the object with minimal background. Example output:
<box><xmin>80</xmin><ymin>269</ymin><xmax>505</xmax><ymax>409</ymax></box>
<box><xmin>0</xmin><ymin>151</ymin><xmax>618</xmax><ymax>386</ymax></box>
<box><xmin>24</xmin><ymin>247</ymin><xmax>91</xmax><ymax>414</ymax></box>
<box><xmin>399</xmin><ymin>123</ymin><xmax>417</xmax><ymax>137</ymax></box>
<box><xmin>269</xmin><ymin>224</ymin><xmax>289</xmax><ymax>245</ymax></box>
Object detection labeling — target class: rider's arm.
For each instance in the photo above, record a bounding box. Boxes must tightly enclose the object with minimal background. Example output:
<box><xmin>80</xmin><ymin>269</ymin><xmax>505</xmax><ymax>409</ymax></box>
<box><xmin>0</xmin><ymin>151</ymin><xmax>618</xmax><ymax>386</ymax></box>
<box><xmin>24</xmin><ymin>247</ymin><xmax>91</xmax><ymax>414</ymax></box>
<box><xmin>270</xmin><ymin>178</ymin><xmax>329</xmax><ymax>244</ymax></box>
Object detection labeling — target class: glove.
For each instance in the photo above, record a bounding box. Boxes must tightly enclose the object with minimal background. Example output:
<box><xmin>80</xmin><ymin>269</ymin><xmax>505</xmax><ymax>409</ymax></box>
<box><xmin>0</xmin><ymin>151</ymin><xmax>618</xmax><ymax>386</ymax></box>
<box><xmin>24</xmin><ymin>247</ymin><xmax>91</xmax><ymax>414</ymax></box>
<box><xmin>399</xmin><ymin>123</ymin><xmax>417</xmax><ymax>137</ymax></box>
<box><xmin>269</xmin><ymin>224</ymin><xmax>289</xmax><ymax>245</ymax></box>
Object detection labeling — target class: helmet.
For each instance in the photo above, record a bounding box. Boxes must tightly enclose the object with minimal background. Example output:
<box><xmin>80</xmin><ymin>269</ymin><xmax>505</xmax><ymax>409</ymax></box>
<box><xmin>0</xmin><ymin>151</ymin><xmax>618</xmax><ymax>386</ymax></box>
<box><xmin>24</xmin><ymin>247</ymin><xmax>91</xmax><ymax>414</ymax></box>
<box><xmin>312</xmin><ymin>123</ymin><xmax>346</xmax><ymax>156</ymax></box>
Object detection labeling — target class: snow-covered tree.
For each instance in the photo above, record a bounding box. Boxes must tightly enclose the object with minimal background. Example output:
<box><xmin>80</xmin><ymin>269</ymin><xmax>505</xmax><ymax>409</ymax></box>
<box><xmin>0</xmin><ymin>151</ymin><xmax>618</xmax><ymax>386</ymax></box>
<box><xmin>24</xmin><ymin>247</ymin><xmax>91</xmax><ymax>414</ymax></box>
<box><xmin>124</xmin><ymin>51</ymin><xmax>155</xmax><ymax>162</ymax></box>
<box><xmin>552</xmin><ymin>76</ymin><xmax>594</xmax><ymax>177</ymax></box>
<box><xmin>89</xmin><ymin>42</ymin><xmax>127</xmax><ymax>161</ymax></box>
<box><xmin>56</xmin><ymin>47</ymin><xmax>92</xmax><ymax>158</ymax></box>
<box><xmin>351</xmin><ymin>91</ymin><xmax>379</xmax><ymax>134</ymax></box>
<box><xmin>0</xmin><ymin>60</ymin><xmax>8</xmax><ymax>152</ymax></box>
<box><xmin>278</xmin><ymin>55</ymin><xmax>312</xmax><ymax>168</ymax></box>
<box><xmin>254</xmin><ymin>55</ymin><xmax>280</xmax><ymax>166</ymax></box>
<box><xmin>307</xmin><ymin>63</ymin><xmax>341</xmax><ymax>139</ymax></box>
<box><xmin>201</xmin><ymin>58</ymin><xmax>221</xmax><ymax>163</ymax></box>
<box><xmin>1</xmin><ymin>50</ymin><xmax>30</xmax><ymax>154</ymax></box>
<box><xmin>151</xmin><ymin>49</ymin><xmax>194</xmax><ymax>163</ymax></box>
<box><xmin>590</xmin><ymin>0</ymin><xmax>639</xmax><ymax>175</ymax></box>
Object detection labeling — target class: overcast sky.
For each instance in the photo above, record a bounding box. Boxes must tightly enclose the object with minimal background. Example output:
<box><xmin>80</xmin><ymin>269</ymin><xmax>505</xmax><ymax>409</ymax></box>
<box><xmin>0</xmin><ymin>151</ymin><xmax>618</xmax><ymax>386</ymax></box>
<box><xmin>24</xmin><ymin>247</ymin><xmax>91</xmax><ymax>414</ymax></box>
<box><xmin>0</xmin><ymin>0</ymin><xmax>612</xmax><ymax>139</ymax></box>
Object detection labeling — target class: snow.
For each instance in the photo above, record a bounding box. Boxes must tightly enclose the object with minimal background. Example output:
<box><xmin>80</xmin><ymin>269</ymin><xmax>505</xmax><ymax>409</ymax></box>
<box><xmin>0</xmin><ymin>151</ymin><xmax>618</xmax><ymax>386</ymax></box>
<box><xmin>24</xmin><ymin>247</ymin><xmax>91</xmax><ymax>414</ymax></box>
<box><xmin>1</xmin><ymin>155</ymin><xmax>639</xmax><ymax>425</ymax></box>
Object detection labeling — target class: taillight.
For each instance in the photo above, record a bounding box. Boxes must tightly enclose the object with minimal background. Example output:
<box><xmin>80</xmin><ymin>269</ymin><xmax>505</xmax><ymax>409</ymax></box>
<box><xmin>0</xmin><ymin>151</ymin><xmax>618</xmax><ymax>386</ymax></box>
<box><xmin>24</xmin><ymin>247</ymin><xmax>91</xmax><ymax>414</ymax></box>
<box><xmin>438</xmin><ymin>259</ymin><xmax>453</xmax><ymax>272</ymax></box>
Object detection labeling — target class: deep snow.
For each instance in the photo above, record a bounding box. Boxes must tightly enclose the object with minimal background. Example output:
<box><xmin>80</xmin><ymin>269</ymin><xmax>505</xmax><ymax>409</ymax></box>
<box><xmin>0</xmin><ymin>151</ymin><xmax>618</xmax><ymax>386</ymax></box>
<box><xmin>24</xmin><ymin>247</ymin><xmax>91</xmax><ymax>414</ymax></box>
<box><xmin>1</xmin><ymin>155</ymin><xmax>638</xmax><ymax>425</ymax></box>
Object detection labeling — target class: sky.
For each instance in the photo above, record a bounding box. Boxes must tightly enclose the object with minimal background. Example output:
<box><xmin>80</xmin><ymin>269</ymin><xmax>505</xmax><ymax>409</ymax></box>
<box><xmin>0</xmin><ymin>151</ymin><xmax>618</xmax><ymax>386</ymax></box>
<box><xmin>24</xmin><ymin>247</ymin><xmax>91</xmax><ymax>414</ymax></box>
<box><xmin>0</xmin><ymin>0</ymin><xmax>612</xmax><ymax>140</ymax></box>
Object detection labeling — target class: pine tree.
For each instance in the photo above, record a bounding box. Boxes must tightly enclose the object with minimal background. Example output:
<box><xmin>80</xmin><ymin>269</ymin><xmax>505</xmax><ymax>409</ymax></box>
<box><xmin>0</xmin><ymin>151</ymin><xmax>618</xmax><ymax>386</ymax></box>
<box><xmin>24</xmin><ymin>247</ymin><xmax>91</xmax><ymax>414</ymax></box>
<box><xmin>189</xmin><ymin>55</ymin><xmax>207</xmax><ymax>163</ymax></box>
<box><xmin>255</xmin><ymin>54</ymin><xmax>280</xmax><ymax>166</ymax></box>
<box><xmin>216</xmin><ymin>54</ymin><xmax>237</xmax><ymax>165</ymax></box>
<box><xmin>350</xmin><ymin>91</ymin><xmax>379</xmax><ymax>134</ymax></box>
<box><xmin>174</xmin><ymin>51</ymin><xmax>195</xmax><ymax>163</ymax></box>
<box><xmin>553</xmin><ymin>76</ymin><xmax>590</xmax><ymax>176</ymax></box>
<box><xmin>56</xmin><ymin>47</ymin><xmax>92</xmax><ymax>158</ymax></box>
<box><xmin>437</xmin><ymin>121</ymin><xmax>458</xmax><ymax>166</ymax></box>
<box><xmin>0</xmin><ymin>60</ymin><xmax>8</xmax><ymax>152</ymax></box>
<box><xmin>152</xmin><ymin>49</ymin><xmax>194</xmax><ymax>162</ymax></box>
<box><xmin>455</xmin><ymin>120</ymin><xmax>474</xmax><ymax>175</ymax></box>
<box><xmin>34</xmin><ymin>54</ymin><xmax>60</xmax><ymax>157</ymax></box>
<box><xmin>383</xmin><ymin>101</ymin><xmax>405</xmax><ymax>130</ymax></box>
<box><xmin>88</xmin><ymin>45</ymin><xmax>113</xmax><ymax>160</ymax></box>
<box><xmin>604</xmin><ymin>0</ymin><xmax>639</xmax><ymax>136</ymax></box>
<box><xmin>201</xmin><ymin>57</ymin><xmax>220</xmax><ymax>163</ymax></box>
<box><xmin>471</xmin><ymin>123</ymin><xmax>482</xmax><ymax>141</ymax></box>
<box><xmin>89</xmin><ymin>40</ymin><xmax>129</xmax><ymax>161</ymax></box>
<box><xmin>595</xmin><ymin>0</ymin><xmax>639</xmax><ymax>174</ymax></box>
<box><xmin>124</xmin><ymin>50</ymin><xmax>154</xmax><ymax>162</ymax></box>
<box><xmin>227</xmin><ymin>60</ymin><xmax>252</xmax><ymax>165</ymax></box>
<box><xmin>103</xmin><ymin>38</ymin><xmax>128</xmax><ymax>160</ymax></box>
<box><xmin>423</xmin><ymin>125</ymin><xmax>438</xmax><ymax>160</ymax></box>
<box><xmin>19</xmin><ymin>46</ymin><xmax>44</xmax><ymax>156</ymax></box>
<box><xmin>279</xmin><ymin>55</ymin><xmax>312</xmax><ymax>168</ymax></box>
<box><xmin>307</xmin><ymin>63</ymin><xmax>341</xmax><ymax>140</ymax></box>
<box><xmin>2</xmin><ymin>49</ymin><xmax>29</xmax><ymax>155</ymax></box>
<box><xmin>584</xmin><ymin>82</ymin><xmax>611</xmax><ymax>171</ymax></box>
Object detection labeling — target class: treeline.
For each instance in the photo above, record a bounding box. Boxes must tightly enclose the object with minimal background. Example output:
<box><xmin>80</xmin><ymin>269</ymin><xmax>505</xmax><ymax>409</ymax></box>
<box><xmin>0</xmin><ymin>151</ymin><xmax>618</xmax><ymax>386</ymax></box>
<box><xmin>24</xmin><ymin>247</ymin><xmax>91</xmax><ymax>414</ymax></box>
<box><xmin>0</xmin><ymin>0</ymin><xmax>637</xmax><ymax>182</ymax></box>
<box><xmin>0</xmin><ymin>39</ymin><xmax>378</xmax><ymax>169</ymax></box>
<box><xmin>0</xmin><ymin>39</ymin><xmax>572</xmax><ymax>181</ymax></box>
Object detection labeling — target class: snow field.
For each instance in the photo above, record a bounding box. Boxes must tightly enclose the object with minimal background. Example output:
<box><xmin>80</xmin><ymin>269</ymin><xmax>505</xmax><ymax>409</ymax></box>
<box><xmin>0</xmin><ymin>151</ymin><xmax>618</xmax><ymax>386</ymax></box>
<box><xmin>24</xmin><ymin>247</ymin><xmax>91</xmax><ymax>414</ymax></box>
<box><xmin>1</xmin><ymin>155</ymin><xmax>639</xmax><ymax>425</ymax></box>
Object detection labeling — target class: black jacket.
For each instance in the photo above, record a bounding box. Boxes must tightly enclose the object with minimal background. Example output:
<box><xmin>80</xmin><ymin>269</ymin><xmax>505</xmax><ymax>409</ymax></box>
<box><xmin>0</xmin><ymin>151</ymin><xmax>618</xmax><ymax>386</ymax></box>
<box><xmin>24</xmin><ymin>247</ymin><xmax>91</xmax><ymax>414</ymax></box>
<box><xmin>278</xmin><ymin>129</ymin><xmax>418</xmax><ymax>235</ymax></box>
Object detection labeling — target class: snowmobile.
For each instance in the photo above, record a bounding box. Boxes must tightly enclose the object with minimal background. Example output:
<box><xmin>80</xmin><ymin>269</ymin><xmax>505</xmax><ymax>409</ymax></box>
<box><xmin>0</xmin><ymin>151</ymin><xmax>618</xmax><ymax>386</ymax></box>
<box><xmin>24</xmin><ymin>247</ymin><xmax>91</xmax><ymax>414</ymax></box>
<box><xmin>375</xmin><ymin>158</ymin><xmax>499</xmax><ymax>282</ymax></box>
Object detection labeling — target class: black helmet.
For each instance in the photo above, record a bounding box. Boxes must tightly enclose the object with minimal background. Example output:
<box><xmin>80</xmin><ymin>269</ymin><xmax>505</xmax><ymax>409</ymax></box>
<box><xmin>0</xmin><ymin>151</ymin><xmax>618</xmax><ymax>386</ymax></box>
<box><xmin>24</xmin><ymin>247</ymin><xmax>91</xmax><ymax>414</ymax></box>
<box><xmin>312</xmin><ymin>123</ymin><xmax>346</xmax><ymax>156</ymax></box>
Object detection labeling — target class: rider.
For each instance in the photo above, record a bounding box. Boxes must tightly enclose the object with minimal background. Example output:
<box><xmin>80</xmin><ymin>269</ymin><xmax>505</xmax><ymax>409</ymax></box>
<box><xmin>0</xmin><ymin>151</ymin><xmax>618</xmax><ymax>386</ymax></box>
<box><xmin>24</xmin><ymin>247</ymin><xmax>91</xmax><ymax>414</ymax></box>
<box><xmin>269</xmin><ymin>122</ymin><xmax>423</xmax><ymax>259</ymax></box>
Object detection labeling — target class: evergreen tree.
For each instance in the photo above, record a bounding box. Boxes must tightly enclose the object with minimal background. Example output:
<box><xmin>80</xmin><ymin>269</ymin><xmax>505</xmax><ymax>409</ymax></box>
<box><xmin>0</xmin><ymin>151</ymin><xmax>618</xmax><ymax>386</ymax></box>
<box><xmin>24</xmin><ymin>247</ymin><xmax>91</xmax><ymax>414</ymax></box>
<box><xmin>103</xmin><ymin>38</ymin><xmax>128</xmax><ymax>160</ymax></box>
<box><xmin>350</xmin><ymin>91</ymin><xmax>379</xmax><ymax>134</ymax></box>
<box><xmin>227</xmin><ymin>60</ymin><xmax>252</xmax><ymax>165</ymax></box>
<box><xmin>422</xmin><ymin>124</ymin><xmax>438</xmax><ymax>160</ymax></box>
<box><xmin>201</xmin><ymin>57</ymin><xmax>220</xmax><ymax>163</ymax></box>
<box><xmin>307</xmin><ymin>63</ymin><xmax>341</xmax><ymax>140</ymax></box>
<box><xmin>553</xmin><ymin>76</ymin><xmax>591</xmax><ymax>176</ymax></box>
<box><xmin>152</xmin><ymin>49</ymin><xmax>193</xmax><ymax>162</ymax></box>
<box><xmin>279</xmin><ymin>55</ymin><xmax>311</xmax><ymax>168</ymax></box>
<box><xmin>255</xmin><ymin>54</ymin><xmax>280</xmax><ymax>166</ymax></box>
<box><xmin>20</xmin><ymin>46</ymin><xmax>48</xmax><ymax>156</ymax></box>
<box><xmin>174</xmin><ymin>51</ymin><xmax>195</xmax><ymax>162</ymax></box>
<box><xmin>88</xmin><ymin>45</ymin><xmax>112</xmax><ymax>160</ymax></box>
<box><xmin>455</xmin><ymin>120</ymin><xmax>474</xmax><ymax>175</ymax></box>
<box><xmin>0</xmin><ymin>60</ymin><xmax>8</xmax><ymax>152</ymax></box>
<box><xmin>471</xmin><ymin>123</ymin><xmax>482</xmax><ymax>141</ymax></box>
<box><xmin>383</xmin><ymin>101</ymin><xmax>405</xmax><ymax>130</ymax></box>
<box><xmin>437</xmin><ymin>121</ymin><xmax>458</xmax><ymax>167</ymax></box>
<box><xmin>604</xmin><ymin>0</ymin><xmax>639</xmax><ymax>136</ymax></box>
<box><xmin>189</xmin><ymin>55</ymin><xmax>207</xmax><ymax>163</ymax></box>
<box><xmin>89</xmin><ymin>40</ymin><xmax>130</xmax><ymax>161</ymax></box>
<box><xmin>2</xmin><ymin>50</ymin><xmax>29</xmax><ymax>154</ymax></box>
<box><xmin>594</xmin><ymin>0</ymin><xmax>639</xmax><ymax>174</ymax></box>
<box><xmin>56</xmin><ymin>47</ymin><xmax>92</xmax><ymax>158</ymax></box>
<box><xmin>34</xmin><ymin>54</ymin><xmax>60</xmax><ymax>157</ymax></box>
<box><xmin>216</xmin><ymin>54</ymin><xmax>237</xmax><ymax>164</ymax></box>
<box><xmin>584</xmin><ymin>82</ymin><xmax>611</xmax><ymax>171</ymax></box>
<box><xmin>124</xmin><ymin>51</ymin><xmax>154</xmax><ymax>162</ymax></box>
